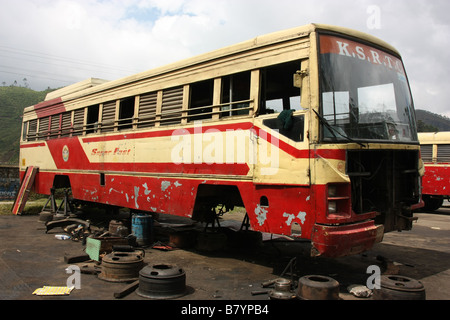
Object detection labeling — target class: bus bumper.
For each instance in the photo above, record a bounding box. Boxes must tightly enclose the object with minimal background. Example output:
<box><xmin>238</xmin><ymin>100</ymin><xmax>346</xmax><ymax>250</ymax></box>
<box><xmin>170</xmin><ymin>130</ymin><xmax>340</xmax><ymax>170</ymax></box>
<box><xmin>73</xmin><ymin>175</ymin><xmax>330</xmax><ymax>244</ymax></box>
<box><xmin>311</xmin><ymin>221</ymin><xmax>384</xmax><ymax>258</ymax></box>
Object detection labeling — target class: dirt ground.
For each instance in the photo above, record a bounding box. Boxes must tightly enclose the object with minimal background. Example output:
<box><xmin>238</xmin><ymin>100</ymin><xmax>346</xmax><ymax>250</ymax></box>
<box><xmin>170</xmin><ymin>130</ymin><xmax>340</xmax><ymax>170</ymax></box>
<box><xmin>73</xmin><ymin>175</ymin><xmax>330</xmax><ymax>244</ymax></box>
<box><xmin>1</xmin><ymin>202</ymin><xmax>449</xmax><ymax>309</ymax></box>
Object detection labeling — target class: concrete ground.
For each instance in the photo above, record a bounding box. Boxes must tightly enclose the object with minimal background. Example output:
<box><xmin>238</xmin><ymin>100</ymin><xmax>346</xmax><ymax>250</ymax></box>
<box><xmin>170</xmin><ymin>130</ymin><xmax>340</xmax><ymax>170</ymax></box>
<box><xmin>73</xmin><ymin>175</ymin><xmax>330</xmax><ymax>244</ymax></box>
<box><xmin>1</xmin><ymin>202</ymin><xmax>449</xmax><ymax>305</ymax></box>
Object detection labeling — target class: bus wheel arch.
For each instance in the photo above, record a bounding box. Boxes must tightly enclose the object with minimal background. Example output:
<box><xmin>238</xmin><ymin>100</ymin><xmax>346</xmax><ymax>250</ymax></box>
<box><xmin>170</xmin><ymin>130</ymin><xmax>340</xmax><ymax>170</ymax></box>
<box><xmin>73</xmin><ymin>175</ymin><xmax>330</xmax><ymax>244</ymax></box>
<box><xmin>52</xmin><ymin>175</ymin><xmax>71</xmax><ymax>189</ymax></box>
<box><xmin>191</xmin><ymin>184</ymin><xmax>245</xmax><ymax>224</ymax></box>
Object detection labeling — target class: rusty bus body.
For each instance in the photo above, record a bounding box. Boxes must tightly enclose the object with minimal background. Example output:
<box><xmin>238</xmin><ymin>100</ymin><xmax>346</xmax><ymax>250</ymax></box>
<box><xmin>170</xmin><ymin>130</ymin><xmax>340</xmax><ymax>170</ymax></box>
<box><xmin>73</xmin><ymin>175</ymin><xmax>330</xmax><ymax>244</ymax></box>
<box><xmin>18</xmin><ymin>24</ymin><xmax>422</xmax><ymax>257</ymax></box>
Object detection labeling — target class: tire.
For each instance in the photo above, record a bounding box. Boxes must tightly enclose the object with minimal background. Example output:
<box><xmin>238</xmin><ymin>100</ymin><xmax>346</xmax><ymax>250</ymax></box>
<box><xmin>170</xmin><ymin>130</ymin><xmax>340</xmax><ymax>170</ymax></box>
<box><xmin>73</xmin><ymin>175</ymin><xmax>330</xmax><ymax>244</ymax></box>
<box><xmin>422</xmin><ymin>195</ymin><xmax>443</xmax><ymax>212</ymax></box>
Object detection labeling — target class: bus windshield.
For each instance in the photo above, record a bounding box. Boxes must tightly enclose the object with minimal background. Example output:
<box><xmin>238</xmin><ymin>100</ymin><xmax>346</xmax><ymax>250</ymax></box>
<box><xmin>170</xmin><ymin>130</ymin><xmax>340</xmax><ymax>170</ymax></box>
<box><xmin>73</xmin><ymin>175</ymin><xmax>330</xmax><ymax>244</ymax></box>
<box><xmin>318</xmin><ymin>34</ymin><xmax>418</xmax><ymax>143</ymax></box>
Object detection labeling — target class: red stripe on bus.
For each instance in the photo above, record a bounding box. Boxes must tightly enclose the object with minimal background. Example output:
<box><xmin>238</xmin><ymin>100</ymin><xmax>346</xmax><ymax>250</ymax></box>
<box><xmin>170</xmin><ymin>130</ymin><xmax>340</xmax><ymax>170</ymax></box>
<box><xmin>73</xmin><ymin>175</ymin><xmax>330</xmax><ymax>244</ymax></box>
<box><xmin>81</xmin><ymin>122</ymin><xmax>345</xmax><ymax>161</ymax></box>
<box><xmin>34</xmin><ymin>98</ymin><xmax>66</xmax><ymax>118</ymax></box>
<box><xmin>257</xmin><ymin>128</ymin><xmax>346</xmax><ymax>161</ymax></box>
<box><xmin>96</xmin><ymin>162</ymin><xmax>250</xmax><ymax>176</ymax></box>
<box><xmin>82</xmin><ymin>122</ymin><xmax>254</xmax><ymax>143</ymax></box>
<box><xmin>20</xmin><ymin>142</ymin><xmax>46</xmax><ymax>149</ymax></box>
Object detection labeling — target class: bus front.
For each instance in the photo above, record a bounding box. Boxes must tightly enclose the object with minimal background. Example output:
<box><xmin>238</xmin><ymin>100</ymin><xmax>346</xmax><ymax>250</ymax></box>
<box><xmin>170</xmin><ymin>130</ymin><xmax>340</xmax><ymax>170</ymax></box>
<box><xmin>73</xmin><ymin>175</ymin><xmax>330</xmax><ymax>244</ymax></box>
<box><xmin>310</xmin><ymin>30</ymin><xmax>423</xmax><ymax>257</ymax></box>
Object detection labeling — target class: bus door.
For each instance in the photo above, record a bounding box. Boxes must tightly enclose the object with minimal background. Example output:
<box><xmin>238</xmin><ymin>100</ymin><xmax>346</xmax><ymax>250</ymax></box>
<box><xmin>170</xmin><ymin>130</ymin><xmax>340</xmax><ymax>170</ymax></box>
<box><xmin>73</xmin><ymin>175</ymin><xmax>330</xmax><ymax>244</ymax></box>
<box><xmin>253</xmin><ymin>58</ymin><xmax>311</xmax><ymax>186</ymax></box>
<box><xmin>253</xmin><ymin>110</ymin><xmax>310</xmax><ymax>186</ymax></box>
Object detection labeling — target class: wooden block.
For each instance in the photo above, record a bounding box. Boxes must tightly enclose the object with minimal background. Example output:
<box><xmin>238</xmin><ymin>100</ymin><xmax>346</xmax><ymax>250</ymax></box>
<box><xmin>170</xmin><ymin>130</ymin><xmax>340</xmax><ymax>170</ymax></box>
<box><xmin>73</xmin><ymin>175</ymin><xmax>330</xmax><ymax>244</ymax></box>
<box><xmin>64</xmin><ymin>252</ymin><xmax>91</xmax><ymax>264</ymax></box>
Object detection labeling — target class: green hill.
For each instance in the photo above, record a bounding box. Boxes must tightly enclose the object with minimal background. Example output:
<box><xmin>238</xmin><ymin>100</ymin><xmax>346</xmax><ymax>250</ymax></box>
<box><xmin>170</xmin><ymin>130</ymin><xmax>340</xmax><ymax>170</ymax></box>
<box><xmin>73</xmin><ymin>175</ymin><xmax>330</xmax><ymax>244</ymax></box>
<box><xmin>415</xmin><ymin>109</ymin><xmax>450</xmax><ymax>132</ymax></box>
<box><xmin>0</xmin><ymin>86</ymin><xmax>53</xmax><ymax>164</ymax></box>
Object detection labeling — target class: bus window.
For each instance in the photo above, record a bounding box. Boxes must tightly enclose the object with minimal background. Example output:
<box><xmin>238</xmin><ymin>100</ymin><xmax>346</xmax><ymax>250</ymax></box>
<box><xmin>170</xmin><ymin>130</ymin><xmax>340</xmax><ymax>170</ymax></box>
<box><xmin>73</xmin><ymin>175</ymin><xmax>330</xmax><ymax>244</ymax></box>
<box><xmin>118</xmin><ymin>98</ymin><xmax>134</xmax><ymax>131</ymax></box>
<box><xmin>49</xmin><ymin>115</ymin><xmax>60</xmax><ymax>139</ymax></box>
<box><xmin>28</xmin><ymin>119</ymin><xmax>37</xmax><ymax>141</ymax></box>
<box><xmin>61</xmin><ymin>112</ymin><xmax>71</xmax><ymax>137</ymax></box>
<box><xmin>437</xmin><ymin>144</ymin><xmax>450</xmax><ymax>163</ymax></box>
<box><xmin>263</xmin><ymin>114</ymin><xmax>304</xmax><ymax>142</ymax></box>
<box><xmin>138</xmin><ymin>92</ymin><xmax>157</xmax><ymax>128</ymax></box>
<box><xmin>221</xmin><ymin>71</ymin><xmax>251</xmax><ymax>117</ymax></box>
<box><xmin>73</xmin><ymin>109</ymin><xmax>85</xmax><ymax>136</ymax></box>
<box><xmin>260</xmin><ymin>60</ymin><xmax>302</xmax><ymax>115</ymax></box>
<box><xmin>38</xmin><ymin>116</ymin><xmax>49</xmax><ymax>140</ymax></box>
<box><xmin>322</xmin><ymin>91</ymin><xmax>350</xmax><ymax>124</ymax></box>
<box><xmin>86</xmin><ymin>105</ymin><xmax>100</xmax><ymax>134</ymax></box>
<box><xmin>420</xmin><ymin>144</ymin><xmax>433</xmax><ymax>162</ymax></box>
<box><xmin>101</xmin><ymin>101</ymin><xmax>116</xmax><ymax>133</ymax></box>
<box><xmin>161</xmin><ymin>87</ymin><xmax>183</xmax><ymax>126</ymax></box>
<box><xmin>189</xmin><ymin>79</ymin><xmax>214</xmax><ymax>121</ymax></box>
<box><xmin>22</xmin><ymin>121</ymin><xmax>28</xmax><ymax>141</ymax></box>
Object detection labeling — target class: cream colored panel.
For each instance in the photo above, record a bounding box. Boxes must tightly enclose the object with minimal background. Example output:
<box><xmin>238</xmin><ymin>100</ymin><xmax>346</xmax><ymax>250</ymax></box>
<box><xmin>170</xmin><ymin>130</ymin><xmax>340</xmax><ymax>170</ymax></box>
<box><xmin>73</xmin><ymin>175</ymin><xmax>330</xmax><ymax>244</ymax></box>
<box><xmin>20</xmin><ymin>144</ymin><xmax>57</xmax><ymax>170</ymax></box>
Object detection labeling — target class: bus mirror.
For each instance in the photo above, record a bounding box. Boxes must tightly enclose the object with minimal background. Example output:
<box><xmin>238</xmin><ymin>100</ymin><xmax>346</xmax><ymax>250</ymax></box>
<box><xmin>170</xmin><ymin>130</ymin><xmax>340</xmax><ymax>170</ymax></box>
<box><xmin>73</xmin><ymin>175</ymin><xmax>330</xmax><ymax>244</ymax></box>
<box><xmin>293</xmin><ymin>70</ymin><xmax>307</xmax><ymax>88</ymax></box>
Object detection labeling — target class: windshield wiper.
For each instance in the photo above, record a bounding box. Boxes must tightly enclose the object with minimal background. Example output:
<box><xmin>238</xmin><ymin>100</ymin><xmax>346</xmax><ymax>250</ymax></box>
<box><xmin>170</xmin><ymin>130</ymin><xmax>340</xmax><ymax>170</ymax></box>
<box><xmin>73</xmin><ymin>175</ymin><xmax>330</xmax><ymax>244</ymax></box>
<box><xmin>313</xmin><ymin>109</ymin><xmax>366</xmax><ymax>148</ymax></box>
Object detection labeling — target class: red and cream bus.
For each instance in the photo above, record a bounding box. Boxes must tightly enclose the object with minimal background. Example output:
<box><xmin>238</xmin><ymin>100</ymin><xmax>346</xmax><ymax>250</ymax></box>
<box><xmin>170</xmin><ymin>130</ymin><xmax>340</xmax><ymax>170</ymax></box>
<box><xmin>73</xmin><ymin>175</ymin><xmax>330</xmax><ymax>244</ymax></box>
<box><xmin>419</xmin><ymin>132</ymin><xmax>450</xmax><ymax>211</ymax></box>
<box><xmin>17</xmin><ymin>24</ymin><xmax>423</xmax><ymax>257</ymax></box>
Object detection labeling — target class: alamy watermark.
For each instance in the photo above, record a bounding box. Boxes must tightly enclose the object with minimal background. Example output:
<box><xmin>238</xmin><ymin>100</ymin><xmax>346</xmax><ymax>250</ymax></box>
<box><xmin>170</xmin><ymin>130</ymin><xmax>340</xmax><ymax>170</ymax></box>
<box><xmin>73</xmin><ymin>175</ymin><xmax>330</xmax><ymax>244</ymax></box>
<box><xmin>170</xmin><ymin>121</ymin><xmax>280</xmax><ymax>175</ymax></box>
<box><xmin>66</xmin><ymin>265</ymin><xmax>81</xmax><ymax>289</ymax></box>
<box><xmin>367</xmin><ymin>5</ymin><xmax>382</xmax><ymax>30</ymax></box>
<box><xmin>366</xmin><ymin>265</ymin><xmax>381</xmax><ymax>290</ymax></box>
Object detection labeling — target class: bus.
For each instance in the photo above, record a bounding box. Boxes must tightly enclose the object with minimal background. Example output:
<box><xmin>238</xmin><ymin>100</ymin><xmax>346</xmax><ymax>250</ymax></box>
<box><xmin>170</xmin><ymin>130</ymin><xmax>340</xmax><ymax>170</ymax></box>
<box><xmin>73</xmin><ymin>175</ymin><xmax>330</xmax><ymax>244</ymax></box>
<box><xmin>17</xmin><ymin>23</ymin><xmax>423</xmax><ymax>258</ymax></box>
<box><xmin>419</xmin><ymin>132</ymin><xmax>450</xmax><ymax>211</ymax></box>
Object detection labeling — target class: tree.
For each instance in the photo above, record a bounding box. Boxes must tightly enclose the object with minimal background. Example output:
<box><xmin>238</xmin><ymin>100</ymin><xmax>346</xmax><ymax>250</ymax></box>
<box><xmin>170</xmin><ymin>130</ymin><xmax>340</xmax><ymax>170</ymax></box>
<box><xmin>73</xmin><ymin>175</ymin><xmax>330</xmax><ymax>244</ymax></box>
<box><xmin>417</xmin><ymin>120</ymin><xmax>438</xmax><ymax>132</ymax></box>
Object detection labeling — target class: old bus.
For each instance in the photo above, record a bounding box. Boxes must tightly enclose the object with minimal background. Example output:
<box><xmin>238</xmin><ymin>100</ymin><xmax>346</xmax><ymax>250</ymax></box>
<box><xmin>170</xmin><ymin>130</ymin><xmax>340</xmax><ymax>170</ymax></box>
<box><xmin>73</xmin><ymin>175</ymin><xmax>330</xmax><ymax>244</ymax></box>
<box><xmin>419</xmin><ymin>132</ymin><xmax>450</xmax><ymax>211</ymax></box>
<box><xmin>18</xmin><ymin>24</ymin><xmax>423</xmax><ymax>257</ymax></box>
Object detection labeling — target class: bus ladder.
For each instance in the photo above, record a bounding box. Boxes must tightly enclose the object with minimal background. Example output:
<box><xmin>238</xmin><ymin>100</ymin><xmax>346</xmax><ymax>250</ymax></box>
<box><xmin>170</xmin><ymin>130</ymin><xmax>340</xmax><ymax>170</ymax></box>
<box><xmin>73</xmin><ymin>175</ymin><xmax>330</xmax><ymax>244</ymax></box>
<box><xmin>11</xmin><ymin>166</ymin><xmax>38</xmax><ymax>215</ymax></box>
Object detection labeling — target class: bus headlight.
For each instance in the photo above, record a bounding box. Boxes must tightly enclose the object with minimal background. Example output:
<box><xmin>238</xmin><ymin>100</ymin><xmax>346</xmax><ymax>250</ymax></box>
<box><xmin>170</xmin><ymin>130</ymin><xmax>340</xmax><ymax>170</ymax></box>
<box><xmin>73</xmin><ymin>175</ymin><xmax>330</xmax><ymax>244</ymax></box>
<box><xmin>328</xmin><ymin>201</ymin><xmax>337</xmax><ymax>214</ymax></box>
<box><xmin>326</xmin><ymin>184</ymin><xmax>351</xmax><ymax>217</ymax></box>
<box><xmin>328</xmin><ymin>185</ymin><xmax>337</xmax><ymax>197</ymax></box>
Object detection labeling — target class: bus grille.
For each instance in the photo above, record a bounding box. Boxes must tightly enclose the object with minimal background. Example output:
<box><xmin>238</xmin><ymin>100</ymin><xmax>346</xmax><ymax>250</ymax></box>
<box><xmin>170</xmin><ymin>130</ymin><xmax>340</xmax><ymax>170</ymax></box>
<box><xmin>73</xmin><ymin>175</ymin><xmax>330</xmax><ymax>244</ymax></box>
<box><xmin>347</xmin><ymin>149</ymin><xmax>420</xmax><ymax>231</ymax></box>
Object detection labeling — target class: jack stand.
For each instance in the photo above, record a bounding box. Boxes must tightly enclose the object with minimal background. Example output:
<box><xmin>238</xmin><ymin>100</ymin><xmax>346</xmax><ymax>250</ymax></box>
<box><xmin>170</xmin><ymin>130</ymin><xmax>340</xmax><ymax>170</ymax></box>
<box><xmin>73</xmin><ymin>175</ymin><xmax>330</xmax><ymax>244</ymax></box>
<box><xmin>41</xmin><ymin>188</ymin><xmax>73</xmax><ymax>220</ymax></box>
<box><xmin>203</xmin><ymin>204</ymin><xmax>228</xmax><ymax>232</ymax></box>
<box><xmin>204</xmin><ymin>207</ymin><xmax>221</xmax><ymax>232</ymax></box>
<box><xmin>41</xmin><ymin>187</ymin><xmax>57</xmax><ymax>214</ymax></box>
<box><xmin>55</xmin><ymin>188</ymin><xmax>73</xmax><ymax>218</ymax></box>
<box><xmin>240</xmin><ymin>213</ymin><xmax>250</xmax><ymax>231</ymax></box>
<box><xmin>280</xmin><ymin>257</ymin><xmax>297</xmax><ymax>285</ymax></box>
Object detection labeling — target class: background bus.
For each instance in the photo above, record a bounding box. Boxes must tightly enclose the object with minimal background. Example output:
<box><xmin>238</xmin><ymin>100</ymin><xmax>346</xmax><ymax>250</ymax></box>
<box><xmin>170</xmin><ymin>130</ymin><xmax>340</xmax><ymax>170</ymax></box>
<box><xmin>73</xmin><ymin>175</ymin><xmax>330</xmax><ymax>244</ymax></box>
<box><xmin>419</xmin><ymin>132</ymin><xmax>450</xmax><ymax>211</ymax></box>
<box><xmin>16</xmin><ymin>23</ymin><xmax>422</xmax><ymax>258</ymax></box>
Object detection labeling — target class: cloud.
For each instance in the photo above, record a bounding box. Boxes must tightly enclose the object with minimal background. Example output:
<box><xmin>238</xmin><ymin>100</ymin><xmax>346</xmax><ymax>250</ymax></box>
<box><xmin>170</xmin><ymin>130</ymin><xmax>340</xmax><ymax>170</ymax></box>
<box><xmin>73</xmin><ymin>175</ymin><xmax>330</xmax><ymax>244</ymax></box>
<box><xmin>0</xmin><ymin>0</ymin><xmax>449</xmax><ymax>117</ymax></box>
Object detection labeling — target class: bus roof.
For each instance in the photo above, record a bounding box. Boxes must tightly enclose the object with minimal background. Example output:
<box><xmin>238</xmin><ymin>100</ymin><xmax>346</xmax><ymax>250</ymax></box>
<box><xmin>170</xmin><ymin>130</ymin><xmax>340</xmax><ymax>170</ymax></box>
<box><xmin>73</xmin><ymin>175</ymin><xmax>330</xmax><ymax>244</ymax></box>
<box><xmin>38</xmin><ymin>23</ymin><xmax>400</xmax><ymax>106</ymax></box>
<box><xmin>418</xmin><ymin>132</ymin><xmax>450</xmax><ymax>144</ymax></box>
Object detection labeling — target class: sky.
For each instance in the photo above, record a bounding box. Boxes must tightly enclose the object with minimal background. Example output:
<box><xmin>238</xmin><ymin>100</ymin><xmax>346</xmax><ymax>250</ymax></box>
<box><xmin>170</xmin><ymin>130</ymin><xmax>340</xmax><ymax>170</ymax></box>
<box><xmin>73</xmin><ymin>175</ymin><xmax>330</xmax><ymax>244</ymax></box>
<box><xmin>0</xmin><ymin>0</ymin><xmax>449</xmax><ymax>117</ymax></box>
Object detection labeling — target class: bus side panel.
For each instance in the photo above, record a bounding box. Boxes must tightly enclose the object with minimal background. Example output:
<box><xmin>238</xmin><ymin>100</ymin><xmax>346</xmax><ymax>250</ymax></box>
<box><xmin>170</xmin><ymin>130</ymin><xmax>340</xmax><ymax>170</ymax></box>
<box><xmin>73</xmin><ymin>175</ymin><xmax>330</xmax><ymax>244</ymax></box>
<box><xmin>239</xmin><ymin>184</ymin><xmax>314</xmax><ymax>239</ymax></box>
<box><xmin>31</xmin><ymin>171</ymin><xmax>200</xmax><ymax>218</ymax></box>
<box><xmin>70</xmin><ymin>173</ymin><xmax>199</xmax><ymax>217</ymax></box>
<box><xmin>422</xmin><ymin>165</ymin><xmax>450</xmax><ymax>196</ymax></box>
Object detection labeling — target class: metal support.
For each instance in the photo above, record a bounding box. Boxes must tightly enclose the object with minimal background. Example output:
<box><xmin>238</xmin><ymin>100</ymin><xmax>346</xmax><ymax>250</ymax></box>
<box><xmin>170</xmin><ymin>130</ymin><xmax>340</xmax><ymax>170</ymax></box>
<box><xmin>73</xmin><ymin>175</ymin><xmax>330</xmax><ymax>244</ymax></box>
<box><xmin>240</xmin><ymin>213</ymin><xmax>250</xmax><ymax>231</ymax></box>
<box><xmin>41</xmin><ymin>187</ymin><xmax>57</xmax><ymax>214</ymax></box>
<box><xmin>56</xmin><ymin>188</ymin><xmax>72</xmax><ymax>217</ymax></box>
<box><xmin>280</xmin><ymin>257</ymin><xmax>297</xmax><ymax>285</ymax></box>
<box><xmin>204</xmin><ymin>207</ymin><xmax>221</xmax><ymax>231</ymax></box>
<box><xmin>41</xmin><ymin>188</ymin><xmax>73</xmax><ymax>218</ymax></box>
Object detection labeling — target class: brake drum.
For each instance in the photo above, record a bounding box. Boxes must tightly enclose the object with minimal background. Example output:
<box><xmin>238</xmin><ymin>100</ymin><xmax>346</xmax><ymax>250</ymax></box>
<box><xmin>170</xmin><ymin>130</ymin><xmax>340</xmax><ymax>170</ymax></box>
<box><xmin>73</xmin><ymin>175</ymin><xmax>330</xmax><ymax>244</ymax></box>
<box><xmin>373</xmin><ymin>275</ymin><xmax>426</xmax><ymax>300</ymax></box>
<box><xmin>98</xmin><ymin>251</ymin><xmax>144</xmax><ymax>282</ymax></box>
<box><xmin>136</xmin><ymin>264</ymin><xmax>187</xmax><ymax>299</ymax></box>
